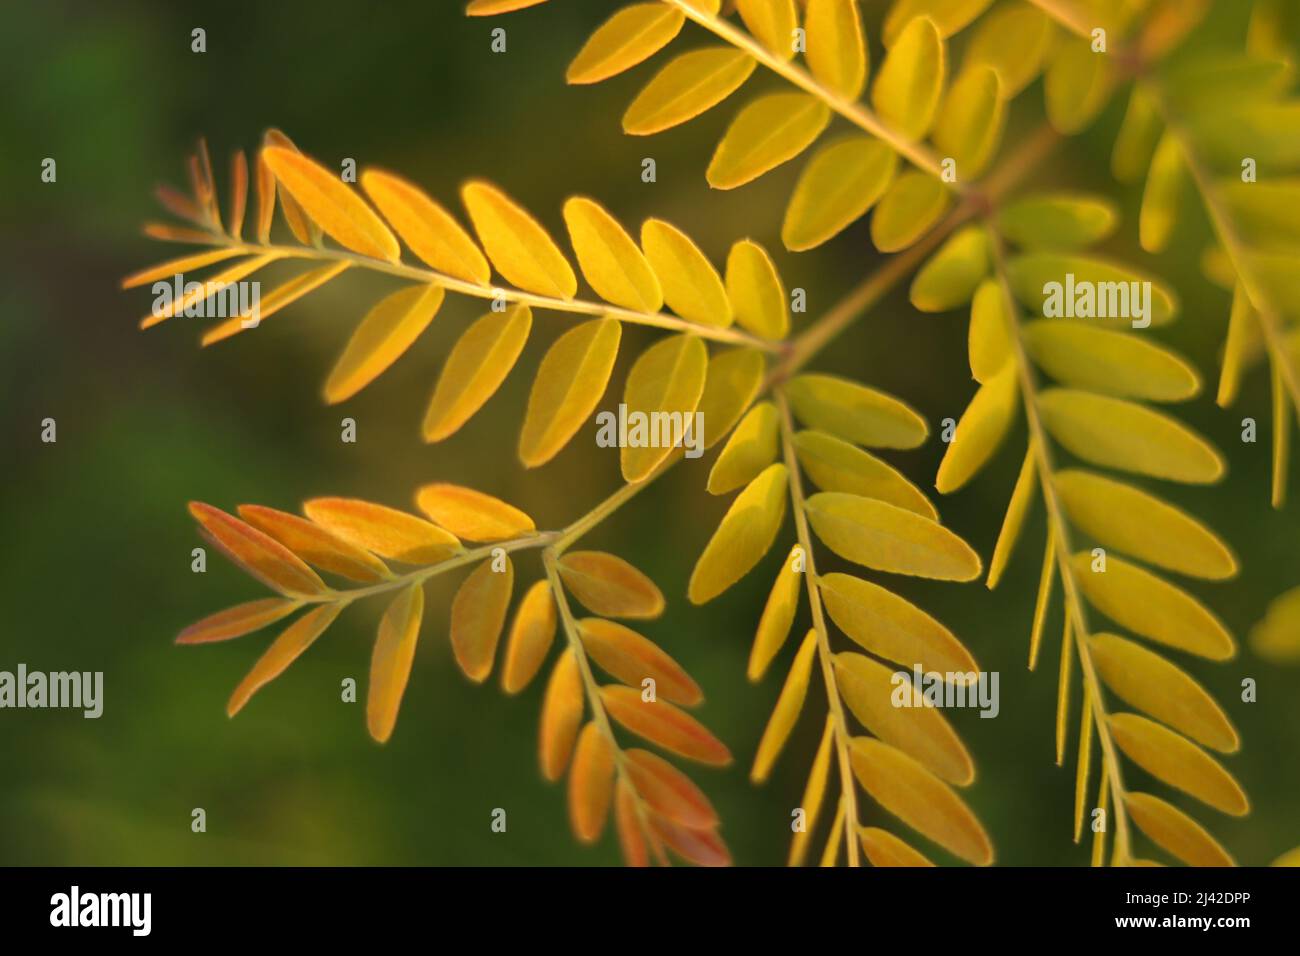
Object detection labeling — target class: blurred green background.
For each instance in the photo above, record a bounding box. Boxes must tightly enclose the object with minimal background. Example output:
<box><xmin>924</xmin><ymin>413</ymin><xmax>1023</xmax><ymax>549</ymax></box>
<box><xmin>2</xmin><ymin>0</ymin><xmax>1296</xmax><ymax>866</ymax></box>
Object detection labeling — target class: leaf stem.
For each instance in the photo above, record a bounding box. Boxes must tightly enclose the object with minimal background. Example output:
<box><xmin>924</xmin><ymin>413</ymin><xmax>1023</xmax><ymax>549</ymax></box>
<box><xmin>663</xmin><ymin>0</ymin><xmax>963</xmax><ymax>193</ymax></box>
<box><xmin>985</xmin><ymin>222</ymin><xmax>1133</xmax><ymax>863</ymax></box>
<box><xmin>163</xmin><ymin>233</ymin><xmax>781</xmax><ymax>352</ymax></box>
<box><xmin>775</xmin><ymin>388</ymin><xmax>861</xmax><ymax>867</ymax></box>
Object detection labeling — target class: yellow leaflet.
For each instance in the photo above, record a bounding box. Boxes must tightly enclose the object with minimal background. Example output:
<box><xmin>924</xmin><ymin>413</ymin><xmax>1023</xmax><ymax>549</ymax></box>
<box><xmin>834</xmin><ymin>651</ymin><xmax>974</xmax><ymax>785</ymax></box>
<box><xmin>518</xmin><ymin>318</ymin><xmax>622</xmax><ymax>468</ymax></box>
<box><xmin>237</xmin><ymin>504</ymin><xmax>391</xmax><ymax>583</ymax></box>
<box><xmin>708</xmin><ymin>92</ymin><xmax>830</xmax><ymax>190</ymax></box>
<box><xmin>142</xmin><ymin>253</ymin><xmax>282</xmax><ymax>330</ymax></box>
<box><xmin>568</xmin><ymin>723</ymin><xmax>616</xmax><ymax>843</ymax></box>
<box><xmin>1022</xmin><ymin>321</ymin><xmax>1199</xmax><ymax>403</ymax></box>
<box><xmin>997</xmin><ymin>193</ymin><xmax>1119</xmax><ymax>250</ymax></box>
<box><xmin>558</xmin><ymin>551</ymin><xmax>665</xmax><ymax>619</ymax></box>
<box><xmin>324</xmin><ymin>284</ymin><xmax>444</xmax><ymax>404</ymax></box>
<box><xmin>883</xmin><ymin>0</ymin><xmax>994</xmax><ymax>46</ymax></box>
<box><xmin>708</xmin><ymin>401</ymin><xmax>779</xmax><ymax>495</ymax></box>
<box><xmin>964</xmin><ymin>2</ymin><xmax>1051</xmax><ymax>97</ymax></box>
<box><xmin>1045</xmin><ymin>37</ymin><xmax>1112</xmax><ymax>135</ymax></box>
<box><xmin>1006</xmin><ymin>254</ymin><xmax>1178</xmax><ymax>326</ymax></box>
<box><xmin>804</xmin><ymin>0</ymin><xmax>868</xmax><ymax>99</ymax></box>
<box><xmin>1071</xmin><ymin>552</ymin><xmax>1235</xmax><ymax>660</ymax></box>
<box><xmin>640</xmin><ymin>219</ymin><xmax>733</xmax><ymax>327</ymax></box>
<box><xmin>789</xmin><ymin>716</ymin><xmax>835</xmax><ymax>866</ymax></box>
<box><xmin>749</xmin><ymin>544</ymin><xmax>804</xmax><ymax>682</ymax></box>
<box><xmin>1038</xmin><ymin>389</ymin><xmax>1223</xmax><ymax>484</ymax></box>
<box><xmin>302</xmin><ymin>497</ymin><xmax>461</xmax><ymax>564</ymax></box>
<box><xmin>737</xmin><ymin>0</ymin><xmax>799</xmax><ymax>60</ymax></box>
<box><xmin>423</xmin><ymin>304</ymin><xmax>532</xmax><ymax>442</ymax></box>
<box><xmin>932</xmin><ymin>66</ymin><xmax>1004</xmax><ymax>180</ymax></box>
<box><xmin>725</xmin><ymin>239</ymin><xmax>788</xmax><ymax>339</ymax></box>
<box><xmin>500</xmin><ymin>580</ymin><xmax>556</xmax><ymax>694</ymax></box>
<box><xmin>461</xmin><ymin>181</ymin><xmax>577</xmax><ymax>298</ymax></box>
<box><xmin>805</xmin><ymin>493</ymin><xmax>982</xmax><ymax>580</ymax></box>
<box><xmin>1252</xmin><ymin>585</ymin><xmax>1300</xmax><ymax>662</ymax></box>
<box><xmin>934</xmin><ymin>361</ymin><xmax>1018</xmax><ymax>493</ymax></box>
<box><xmin>566</xmin><ymin>4</ymin><xmax>686</xmax><ymax>85</ymax></box>
<box><xmin>223</xmin><ymin>150</ymin><xmax>243</xmax><ymax>238</ymax></box>
<box><xmin>910</xmin><ymin>225</ymin><xmax>990</xmax><ymax>313</ymax></box>
<box><xmin>188</xmin><ymin>502</ymin><xmax>326</xmax><ymax>596</ymax></box>
<box><xmin>361</xmin><ymin>169</ymin><xmax>490</xmax><ymax>284</ymax></box>
<box><xmin>624</xmin><ymin>748</ymin><xmax>719</xmax><ymax>827</ymax></box>
<box><xmin>1112</xmin><ymin>86</ymin><xmax>1162</xmax><ymax>184</ymax></box>
<box><xmin>262</xmin><ymin>146</ymin><xmax>399</xmax><ymax>262</ymax></box>
<box><xmin>1028</xmin><ymin>528</ymin><xmax>1055</xmax><ymax>671</ymax></box>
<box><xmin>795</xmin><ymin>430</ymin><xmax>937</xmax><ymax>517</ymax></box>
<box><xmin>579</xmin><ymin>618</ymin><xmax>702</xmax><ymax>707</ymax></box>
<box><xmin>1074</xmin><ymin>696</ymin><xmax>1092</xmax><ymax>842</ymax></box>
<box><xmin>1089</xmin><ymin>633</ymin><xmax>1239</xmax><ymax>753</ymax></box>
<box><xmin>540</xmin><ymin>651</ymin><xmax>584</xmax><ymax>780</ymax></box>
<box><xmin>177</xmin><ymin>597</ymin><xmax>303</xmax><ymax>646</ymax></box>
<box><xmin>859</xmin><ymin>827</ymin><xmax>935</xmax><ymax>867</ymax></box>
<box><xmin>599</xmin><ymin>686</ymin><xmax>732</xmax><ymax>765</ymax></box>
<box><xmin>1139</xmin><ymin>133</ymin><xmax>1186</xmax><ymax>254</ymax></box>
<box><xmin>254</xmin><ymin>149</ymin><xmax>275</xmax><ymax>243</ymax></box>
<box><xmin>871</xmin><ymin>16</ymin><xmax>945</xmax><ymax>141</ymax></box>
<box><xmin>688</xmin><ymin>463</ymin><xmax>788</xmax><ymax>604</ymax></box>
<box><xmin>1272</xmin><ymin>359</ymin><xmax>1290</xmax><ymax>509</ymax></box>
<box><xmin>1125</xmin><ymin>792</ymin><xmax>1235</xmax><ymax>867</ymax></box>
<box><xmin>621</xmin><ymin>333</ymin><xmax>709</xmax><ymax>481</ymax></box>
<box><xmin>414</xmin><ymin>483</ymin><xmax>535</xmax><ymax>542</ymax></box>
<box><xmin>367</xmin><ymin>583</ymin><xmax>424</xmax><ymax>743</ymax></box>
<box><xmin>1056</xmin><ymin>617</ymin><xmax>1073</xmax><ymax>766</ymax></box>
<box><xmin>697</xmin><ymin>347</ymin><xmax>766</xmax><ymax>450</ymax></box>
<box><xmin>871</xmin><ymin>170</ymin><xmax>952</xmax><ymax>253</ymax></box>
<box><xmin>1110</xmin><ymin>714</ymin><xmax>1248</xmax><ymax>816</ymax></box>
<box><xmin>786</xmin><ymin>373</ymin><xmax>928</xmax><ymax>448</ymax></box>
<box><xmin>121</xmin><ymin>248</ymin><xmax>244</xmax><ymax>289</ymax></box>
<box><xmin>466</xmin><ymin>0</ymin><xmax>548</xmax><ymax>13</ymax></box>
<box><xmin>227</xmin><ymin>603</ymin><xmax>343</xmax><ymax>717</ymax></box>
<box><xmin>819</xmin><ymin>571</ymin><xmax>978</xmax><ymax>673</ymax></box>
<box><xmin>262</xmin><ymin>131</ymin><xmax>316</xmax><ymax>246</ymax></box>
<box><xmin>1220</xmin><ymin>179</ymin><xmax>1300</xmax><ymax>247</ymax></box>
<box><xmin>1055</xmin><ymin>469</ymin><xmax>1236</xmax><ymax>580</ymax></box>
<box><xmin>849</xmin><ymin>737</ymin><xmax>993</xmax><ymax>865</ymax></box>
<box><xmin>968</xmin><ymin>278</ymin><xmax>1011</xmax><ymax>384</ymax></box>
<box><xmin>450</xmin><ymin>557</ymin><xmax>514</xmax><ymax>683</ymax></box>
<box><xmin>986</xmin><ymin>445</ymin><xmax>1035</xmax><ymax>590</ymax></box>
<box><xmin>751</xmin><ymin>629</ymin><xmax>817</xmax><ymax>782</ymax></box>
<box><xmin>623</xmin><ymin>47</ymin><xmax>757</xmax><ymax>135</ymax></box>
<box><xmin>562</xmin><ymin>197</ymin><xmax>662</xmax><ymax>312</ymax></box>
<box><xmin>821</xmin><ymin>803</ymin><xmax>846</xmax><ymax>867</ymax></box>
<box><xmin>201</xmin><ymin>262</ymin><xmax>351</xmax><ymax>347</ymax></box>
<box><xmin>1217</xmin><ymin>284</ymin><xmax>1257</xmax><ymax>408</ymax></box>
<box><xmin>784</xmin><ymin>136</ymin><xmax>898</xmax><ymax>251</ymax></box>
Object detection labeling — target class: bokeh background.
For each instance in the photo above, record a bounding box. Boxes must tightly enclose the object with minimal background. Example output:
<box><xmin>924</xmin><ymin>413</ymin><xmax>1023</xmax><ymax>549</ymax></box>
<box><xmin>2</xmin><ymin>0</ymin><xmax>1296</xmax><ymax>866</ymax></box>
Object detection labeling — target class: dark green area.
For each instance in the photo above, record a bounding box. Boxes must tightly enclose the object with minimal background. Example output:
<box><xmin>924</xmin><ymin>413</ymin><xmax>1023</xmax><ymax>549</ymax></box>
<box><xmin>1</xmin><ymin>0</ymin><xmax>1296</xmax><ymax>866</ymax></box>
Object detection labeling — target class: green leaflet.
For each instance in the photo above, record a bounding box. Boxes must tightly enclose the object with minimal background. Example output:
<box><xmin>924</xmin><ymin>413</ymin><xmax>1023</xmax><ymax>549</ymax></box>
<box><xmin>998</xmin><ymin>194</ymin><xmax>1118</xmax><ymax>250</ymax></box>
<box><xmin>871</xmin><ymin>171</ymin><xmax>952</xmax><ymax>253</ymax></box>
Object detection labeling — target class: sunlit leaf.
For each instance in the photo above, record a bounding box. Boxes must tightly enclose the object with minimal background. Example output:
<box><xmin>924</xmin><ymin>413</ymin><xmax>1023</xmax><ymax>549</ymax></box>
<box><xmin>501</xmin><ymin>580</ymin><xmax>557</xmax><ymax>694</ymax></box>
<box><xmin>641</xmin><ymin>219</ymin><xmax>733</xmax><ymax>327</ymax></box>
<box><xmin>415</xmin><ymin>483</ymin><xmax>535</xmax><ymax>542</ymax></box>
<box><xmin>1125</xmin><ymin>792</ymin><xmax>1235</xmax><ymax>867</ymax></box>
<box><xmin>804</xmin><ymin>0</ymin><xmax>868</xmax><ymax>99</ymax></box>
<box><xmin>783</xmin><ymin>136</ymin><xmax>898</xmax><ymax>251</ymax></box>
<box><xmin>708</xmin><ymin>401</ymin><xmax>780</xmax><ymax>495</ymax></box>
<box><xmin>934</xmin><ymin>361</ymin><xmax>1018</xmax><ymax>493</ymax></box>
<box><xmin>461</xmin><ymin>181</ymin><xmax>577</xmax><ymax>298</ymax></box>
<box><xmin>367</xmin><ymin>583</ymin><xmax>424</xmax><ymax>743</ymax></box>
<box><xmin>689</xmin><ymin>463</ymin><xmax>789</xmax><ymax>603</ymax></box>
<box><xmin>910</xmin><ymin>226</ymin><xmax>990</xmax><ymax>313</ymax></box>
<box><xmin>423</xmin><ymin>304</ymin><xmax>532</xmax><ymax>442</ymax></box>
<box><xmin>1023</xmin><ymin>321</ymin><xmax>1199</xmax><ymax>402</ymax></box>
<box><xmin>558</xmin><ymin>551</ymin><xmax>665</xmax><ymax>619</ymax></box>
<box><xmin>623</xmin><ymin>47</ymin><xmax>757</xmax><ymax>135</ymax></box>
<box><xmin>871</xmin><ymin>170</ymin><xmax>952</xmax><ymax>253</ymax></box>
<box><xmin>189</xmin><ymin>502</ymin><xmax>327</xmax><ymax>596</ymax></box>
<box><xmin>708</xmin><ymin>93</ymin><xmax>830</xmax><ymax>189</ymax></box>
<box><xmin>237</xmin><ymin>504</ymin><xmax>391</xmax><ymax>583</ymax></box>
<box><xmin>749</xmin><ymin>544</ymin><xmax>804</xmax><ymax>681</ymax></box>
<box><xmin>697</xmin><ymin>346</ymin><xmax>766</xmax><ymax>449</ymax></box>
<box><xmin>324</xmin><ymin>283</ymin><xmax>444</xmax><ymax>404</ymax></box>
<box><xmin>751</xmin><ymin>629</ymin><xmax>817</xmax><ymax>782</ymax></box>
<box><xmin>567</xmin><ymin>4</ymin><xmax>687</xmax><ymax>85</ymax></box>
<box><xmin>562</xmin><ymin>196</ymin><xmax>663</xmax><ymax>312</ymax></box>
<box><xmin>725</xmin><ymin>240</ymin><xmax>789</xmax><ymax>339</ymax></box>
<box><xmin>518</xmin><ymin>318</ymin><xmax>622</xmax><ymax>467</ymax></box>
<box><xmin>176</xmin><ymin>597</ymin><xmax>303</xmax><ymax>646</ymax></box>
<box><xmin>361</xmin><ymin>168</ymin><xmax>491</xmax><ymax>284</ymax></box>
<box><xmin>1110</xmin><ymin>714</ymin><xmax>1248</xmax><ymax>816</ymax></box>
<box><xmin>932</xmin><ymin>66</ymin><xmax>1004</xmax><ymax>180</ymax></box>
<box><xmin>227</xmin><ymin>603</ymin><xmax>344</xmax><ymax>717</ymax></box>
<box><xmin>621</xmin><ymin>333</ymin><xmax>710</xmax><ymax>481</ymax></box>
<box><xmin>540</xmin><ymin>651</ymin><xmax>584</xmax><ymax>781</ymax></box>
<box><xmin>600</xmin><ymin>685</ymin><xmax>732</xmax><ymax>764</ymax></box>
<box><xmin>450</xmin><ymin>557</ymin><xmax>514</xmax><ymax>682</ymax></box>
<box><xmin>568</xmin><ymin>723</ymin><xmax>616</xmax><ymax>842</ymax></box>
<box><xmin>302</xmin><ymin>498</ymin><xmax>461</xmax><ymax>564</ymax></box>
<box><xmin>579</xmin><ymin>617</ymin><xmax>702</xmax><ymax>706</ymax></box>
<box><xmin>805</xmin><ymin>493</ymin><xmax>981</xmax><ymax>580</ymax></box>
<box><xmin>786</xmin><ymin>374</ymin><xmax>927</xmax><ymax>448</ymax></box>
<box><xmin>871</xmin><ymin>15</ymin><xmax>945</xmax><ymax>140</ymax></box>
